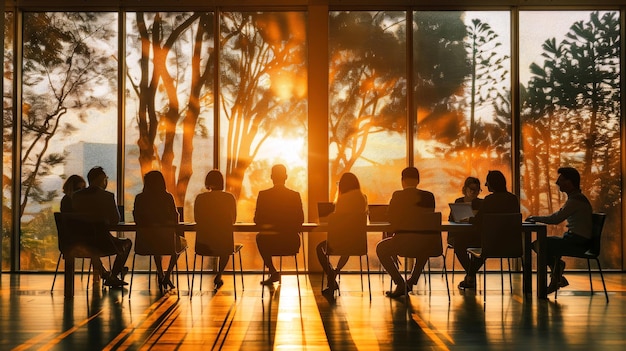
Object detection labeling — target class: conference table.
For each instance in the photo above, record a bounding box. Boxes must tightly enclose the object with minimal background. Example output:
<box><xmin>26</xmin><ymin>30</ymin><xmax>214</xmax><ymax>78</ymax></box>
<box><xmin>64</xmin><ymin>221</ymin><xmax>548</xmax><ymax>299</ymax></box>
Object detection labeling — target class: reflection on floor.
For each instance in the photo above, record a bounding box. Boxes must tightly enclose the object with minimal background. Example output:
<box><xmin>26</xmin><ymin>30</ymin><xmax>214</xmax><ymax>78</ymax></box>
<box><xmin>1</xmin><ymin>271</ymin><xmax>625</xmax><ymax>350</ymax></box>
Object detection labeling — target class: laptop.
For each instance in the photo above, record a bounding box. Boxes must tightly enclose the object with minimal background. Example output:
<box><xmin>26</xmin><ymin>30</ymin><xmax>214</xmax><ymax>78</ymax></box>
<box><xmin>317</xmin><ymin>202</ymin><xmax>336</xmax><ymax>223</ymax></box>
<box><xmin>368</xmin><ymin>204</ymin><xmax>389</xmax><ymax>223</ymax></box>
<box><xmin>448</xmin><ymin>202</ymin><xmax>475</xmax><ymax>222</ymax></box>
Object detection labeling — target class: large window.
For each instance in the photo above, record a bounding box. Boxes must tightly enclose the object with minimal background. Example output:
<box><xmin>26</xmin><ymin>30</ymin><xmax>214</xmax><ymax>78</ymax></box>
<box><xmin>520</xmin><ymin>11</ymin><xmax>621</xmax><ymax>269</ymax></box>
<box><xmin>19</xmin><ymin>12</ymin><xmax>118</xmax><ymax>271</ymax></box>
<box><xmin>1</xmin><ymin>5</ymin><xmax>622</xmax><ymax>272</ymax></box>
<box><xmin>414</xmin><ymin>11</ymin><xmax>512</xmax><ymax>216</ymax></box>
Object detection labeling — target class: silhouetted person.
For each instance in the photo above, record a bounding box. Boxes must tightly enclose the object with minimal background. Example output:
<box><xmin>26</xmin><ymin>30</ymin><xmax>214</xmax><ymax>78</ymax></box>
<box><xmin>527</xmin><ymin>167</ymin><xmax>592</xmax><ymax>294</ymax></box>
<box><xmin>448</xmin><ymin>176</ymin><xmax>483</xmax><ymax>221</ymax></box>
<box><xmin>60</xmin><ymin>175</ymin><xmax>86</xmax><ymax>213</ymax></box>
<box><xmin>316</xmin><ymin>172</ymin><xmax>368</xmax><ymax>295</ymax></box>
<box><xmin>194</xmin><ymin>170</ymin><xmax>238</xmax><ymax>290</ymax></box>
<box><xmin>72</xmin><ymin>166</ymin><xmax>132</xmax><ymax>287</ymax></box>
<box><xmin>376</xmin><ymin>167</ymin><xmax>436</xmax><ymax>298</ymax></box>
<box><xmin>255</xmin><ymin>164</ymin><xmax>304</xmax><ymax>285</ymax></box>
<box><xmin>457</xmin><ymin>170</ymin><xmax>519</xmax><ymax>290</ymax></box>
<box><xmin>133</xmin><ymin>170</ymin><xmax>186</xmax><ymax>291</ymax></box>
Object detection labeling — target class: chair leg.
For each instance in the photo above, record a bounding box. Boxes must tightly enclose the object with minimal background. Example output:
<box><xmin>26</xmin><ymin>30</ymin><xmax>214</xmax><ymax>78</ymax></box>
<box><xmin>238</xmin><ymin>251</ymin><xmax>244</xmax><ymax>290</ymax></box>
<box><xmin>586</xmin><ymin>259</ymin><xmax>594</xmax><ymax>293</ymax></box>
<box><xmin>500</xmin><ymin>258</ymin><xmax>504</xmax><ymax>295</ymax></box>
<box><xmin>365</xmin><ymin>255</ymin><xmax>371</xmax><ymax>300</ymax></box>
<box><xmin>51</xmin><ymin>254</ymin><xmax>62</xmax><ymax>292</ymax></box>
<box><xmin>294</xmin><ymin>254</ymin><xmax>301</xmax><ymax>298</ymax></box>
<box><xmin>359</xmin><ymin>257</ymin><xmax>364</xmax><ymax>292</ymax></box>
<box><xmin>190</xmin><ymin>254</ymin><xmax>198</xmax><ymax>299</ymax></box>
<box><xmin>593</xmin><ymin>258</ymin><xmax>609</xmax><ymax>303</ymax></box>
<box><xmin>184</xmin><ymin>251</ymin><xmax>190</xmax><ymax>293</ymax></box>
<box><xmin>129</xmin><ymin>253</ymin><xmax>137</xmax><ymax>298</ymax></box>
<box><xmin>427</xmin><ymin>259</ymin><xmax>432</xmax><ymax>293</ymax></box>
<box><xmin>507</xmin><ymin>258</ymin><xmax>513</xmax><ymax>294</ymax></box>
<box><xmin>442</xmin><ymin>255</ymin><xmax>450</xmax><ymax>301</ymax></box>
<box><xmin>483</xmin><ymin>261</ymin><xmax>487</xmax><ymax>303</ymax></box>
<box><xmin>232</xmin><ymin>253</ymin><xmax>237</xmax><ymax>299</ymax></box>
<box><xmin>261</xmin><ymin>264</ymin><xmax>266</xmax><ymax>299</ymax></box>
<box><xmin>174</xmin><ymin>257</ymin><xmax>180</xmax><ymax>298</ymax></box>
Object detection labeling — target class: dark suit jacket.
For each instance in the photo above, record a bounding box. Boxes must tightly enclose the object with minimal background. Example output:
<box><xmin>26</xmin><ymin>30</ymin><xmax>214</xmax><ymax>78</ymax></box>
<box><xmin>254</xmin><ymin>185</ymin><xmax>304</xmax><ymax>235</ymax></box>
<box><xmin>387</xmin><ymin>187</ymin><xmax>436</xmax><ymax>232</ymax></box>
<box><xmin>72</xmin><ymin>186</ymin><xmax>120</xmax><ymax>225</ymax></box>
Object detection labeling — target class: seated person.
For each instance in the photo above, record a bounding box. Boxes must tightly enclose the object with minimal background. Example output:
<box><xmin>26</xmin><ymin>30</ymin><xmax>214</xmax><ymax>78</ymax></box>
<box><xmin>527</xmin><ymin>167</ymin><xmax>592</xmax><ymax>294</ymax></box>
<box><xmin>376</xmin><ymin>167</ymin><xmax>436</xmax><ymax>298</ymax></box>
<box><xmin>456</xmin><ymin>170</ymin><xmax>520</xmax><ymax>290</ymax></box>
<box><xmin>254</xmin><ymin>164</ymin><xmax>304</xmax><ymax>285</ymax></box>
<box><xmin>448</xmin><ymin>176</ymin><xmax>483</xmax><ymax>221</ymax></box>
<box><xmin>72</xmin><ymin>166</ymin><xmax>132</xmax><ymax>288</ymax></box>
<box><xmin>133</xmin><ymin>170</ymin><xmax>187</xmax><ymax>291</ymax></box>
<box><xmin>316</xmin><ymin>172</ymin><xmax>368</xmax><ymax>295</ymax></box>
<box><xmin>60</xmin><ymin>175</ymin><xmax>86</xmax><ymax>213</ymax></box>
<box><xmin>194</xmin><ymin>170</ymin><xmax>238</xmax><ymax>290</ymax></box>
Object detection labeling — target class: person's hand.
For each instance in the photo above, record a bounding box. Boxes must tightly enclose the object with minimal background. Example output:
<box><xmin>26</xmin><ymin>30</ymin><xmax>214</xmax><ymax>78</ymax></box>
<box><xmin>525</xmin><ymin>216</ymin><xmax>536</xmax><ymax>223</ymax></box>
<box><xmin>459</xmin><ymin>217</ymin><xmax>470</xmax><ymax>223</ymax></box>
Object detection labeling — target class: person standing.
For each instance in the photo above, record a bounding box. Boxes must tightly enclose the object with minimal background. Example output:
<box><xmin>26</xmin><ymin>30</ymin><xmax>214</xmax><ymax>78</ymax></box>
<box><xmin>255</xmin><ymin>164</ymin><xmax>304</xmax><ymax>285</ymax></box>
<box><xmin>526</xmin><ymin>167</ymin><xmax>593</xmax><ymax>293</ymax></box>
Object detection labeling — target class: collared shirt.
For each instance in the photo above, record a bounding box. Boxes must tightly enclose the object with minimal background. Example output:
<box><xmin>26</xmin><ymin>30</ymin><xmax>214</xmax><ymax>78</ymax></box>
<box><xmin>534</xmin><ymin>190</ymin><xmax>593</xmax><ymax>239</ymax></box>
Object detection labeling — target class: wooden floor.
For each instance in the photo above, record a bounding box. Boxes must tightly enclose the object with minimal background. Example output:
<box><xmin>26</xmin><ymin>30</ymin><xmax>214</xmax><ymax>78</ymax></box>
<box><xmin>1</xmin><ymin>271</ymin><xmax>625</xmax><ymax>350</ymax></box>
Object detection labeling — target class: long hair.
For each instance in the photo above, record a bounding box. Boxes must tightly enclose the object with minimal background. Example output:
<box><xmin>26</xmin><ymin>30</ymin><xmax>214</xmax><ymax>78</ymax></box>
<box><xmin>143</xmin><ymin>170</ymin><xmax>167</xmax><ymax>194</ymax></box>
<box><xmin>338</xmin><ymin>172</ymin><xmax>361</xmax><ymax>194</ymax></box>
<box><xmin>62</xmin><ymin>174</ymin><xmax>86</xmax><ymax>195</ymax></box>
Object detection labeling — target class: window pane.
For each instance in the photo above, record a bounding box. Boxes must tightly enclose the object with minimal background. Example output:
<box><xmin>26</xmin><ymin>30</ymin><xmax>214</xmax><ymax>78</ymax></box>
<box><xmin>219</xmin><ymin>12</ymin><xmax>308</xmax><ymax>270</ymax></box>
<box><xmin>2</xmin><ymin>12</ymin><xmax>14</xmax><ymax>270</ymax></box>
<box><xmin>414</xmin><ymin>11</ymin><xmax>512</xmax><ymax>214</ymax></box>
<box><xmin>125</xmin><ymin>12</ymin><xmax>216</xmax><ymax>270</ymax></box>
<box><xmin>20</xmin><ymin>12</ymin><xmax>118</xmax><ymax>271</ymax></box>
<box><xmin>520</xmin><ymin>11</ymin><xmax>621</xmax><ymax>269</ymax></box>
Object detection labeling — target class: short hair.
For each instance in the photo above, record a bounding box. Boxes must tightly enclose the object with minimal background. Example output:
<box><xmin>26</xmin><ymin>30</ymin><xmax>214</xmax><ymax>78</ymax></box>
<box><xmin>143</xmin><ymin>170</ymin><xmax>167</xmax><ymax>193</ymax></box>
<box><xmin>558</xmin><ymin>167</ymin><xmax>581</xmax><ymax>189</ymax></box>
<box><xmin>401</xmin><ymin>167</ymin><xmax>420</xmax><ymax>182</ymax></box>
<box><xmin>205</xmin><ymin>170</ymin><xmax>224</xmax><ymax>191</ymax></box>
<box><xmin>463</xmin><ymin>176</ymin><xmax>481</xmax><ymax>191</ymax></box>
<box><xmin>486</xmin><ymin>170</ymin><xmax>507</xmax><ymax>192</ymax></box>
<box><xmin>62</xmin><ymin>175</ymin><xmax>86</xmax><ymax>195</ymax></box>
<box><xmin>271</xmin><ymin>164</ymin><xmax>288</xmax><ymax>182</ymax></box>
<box><xmin>87</xmin><ymin>166</ymin><xmax>106</xmax><ymax>184</ymax></box>
<box><xmin>338</xmin><ymin>172</ymin><xmax>361</xmax><ymax>194</ymax></box>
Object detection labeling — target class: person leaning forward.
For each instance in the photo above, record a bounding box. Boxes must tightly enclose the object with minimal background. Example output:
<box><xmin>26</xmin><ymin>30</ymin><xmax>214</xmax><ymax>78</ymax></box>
<box><xmin>71</xmin><ymin>166</ymin><xmax>132</xmax><ymax>288</ymax></box>
<box><xmin>255</xmin><ymin>164</ymin><xmax>304</xmax><ymax>286</ymax></box>
<box><xmin>376</xmin><ymin>166</ymin><xmax>436</xmax><ymax>298</ymax></box>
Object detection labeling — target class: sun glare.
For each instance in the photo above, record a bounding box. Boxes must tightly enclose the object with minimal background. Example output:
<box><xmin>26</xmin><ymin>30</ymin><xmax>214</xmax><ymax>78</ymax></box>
<box><xmin>260</xmin><ymin>136</ymin><xmax>307</xmax><ymax>169</ymax></box>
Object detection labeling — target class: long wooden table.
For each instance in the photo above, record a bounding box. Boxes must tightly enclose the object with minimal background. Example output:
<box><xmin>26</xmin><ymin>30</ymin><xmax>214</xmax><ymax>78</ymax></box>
<box><xmin>65</xmin><ymin>221</ymin><xmax>547</xmax><ymax>299</ymax></box>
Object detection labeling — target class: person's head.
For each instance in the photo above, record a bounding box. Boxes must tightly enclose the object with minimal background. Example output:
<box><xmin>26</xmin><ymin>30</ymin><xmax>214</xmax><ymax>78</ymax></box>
<box><xmin>462</xmin><ymin>176</ymin><xmax>481</xmax><ymax>200</ymax></box>
<box><xmin>338</xmin><ymin>172</ymin><xmax>361</xmax><ymax>194</ymax></box>
<box><xmin>270</xmin><ymin>164</ymin><xmax>288</xmax><ymax>185</ymax></box>
<box><xmin>401</xmin><ymin>167</ymin><xmax>420</xmax><ymax>188</ymax></box>
<box><xmin>142</xmin><ymin>170</ymin><xmax>167</xmax><ymax>194</ymax></box>
<box><xmin>556</xmin><ymin>167</ymin><xmax>580</xmax><ymax>193</ymax></box>
<box><xmin>87</xmin><ymin>166</ymin><xmax>108</xmax><ymax>189</ymax></box>
<box><xmin>485</xmin><ymin>170</ymin><xmax>507</xmax><ymax>192</ymax></box>
<box><xmin>62</xmin><ymin>175</ymin><xmax>86</xmax><ymax>195</ymax></box>
<box><xmin>205</xmin><ymin>170</ymin><xmax>225</xmax><ymax>191</ymax></box>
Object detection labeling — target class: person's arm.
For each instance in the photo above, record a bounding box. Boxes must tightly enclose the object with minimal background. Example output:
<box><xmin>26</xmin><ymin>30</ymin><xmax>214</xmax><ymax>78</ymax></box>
<box><xmin>529</xmin><ymin>198</ymin><xmax>577</xmax><ymax>225</ymax></box>
<box><xmin>229</xmin><ymin>192</ymin><xmax>237</xmax><ymax>224</ymax></box>
<box><xmin>108</xmin><ymin>192</ymin><xmax>121</xmax><ymax>224</ymax></box>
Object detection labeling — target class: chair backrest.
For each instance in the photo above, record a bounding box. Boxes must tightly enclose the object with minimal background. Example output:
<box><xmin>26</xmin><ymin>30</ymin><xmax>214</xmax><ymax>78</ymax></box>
<box><xmin>56</xmin><ymin>212</ymin><xmax>115</xmax><ymax>258</ymax></box>
<box><xmin>194</xmin><ymin>213</ymin><xmax>235</xmax><ymax>256</ymax></box>
<box><xmin>587</xmin><ymin>213</ymin><xmax>606</xmax><ymax>256</ymax></box>
<box><xmin>327</xmin><ymin>211</ymin><xmax>367</xmax><ymax>256</ymax></box>
<box><xmin>135</xmin><ymin>225</ymin><xmax>181</xmax><ymax>256</ymax></box>
<box><xmin>395</xmin><ymin>211</ymin><xmax>443</xmax><ymax>258</ymax></box>
<box><xmin>480</xmin><ymin>213</ymin><xmax>523</xmax><ymax>258</ymax></box>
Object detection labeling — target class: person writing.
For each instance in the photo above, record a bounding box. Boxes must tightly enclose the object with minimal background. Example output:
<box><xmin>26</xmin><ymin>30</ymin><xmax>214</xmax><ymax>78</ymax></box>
<box><xmin>376</xmin><ymin>167</ymin><xmax>436</xmax><ymax>298</ymax></box>
<box><xmin>254</xmin><ymin>164</ymin><xmax>304</xmax><ymax>285</ymax></box>
<box><xmin>526</xmin><ymin>167</ymin><xmax>592</xmax><ymax>294</ymax></box>
<box><xmin>449</xmin><ymin>176</ymin><xmax>483</xmax><ymax>221</ymax></box>
<box><xmin>316</xmin><ymin>172</ymin><xmax>368</xmax><ymax>295</ymax></box>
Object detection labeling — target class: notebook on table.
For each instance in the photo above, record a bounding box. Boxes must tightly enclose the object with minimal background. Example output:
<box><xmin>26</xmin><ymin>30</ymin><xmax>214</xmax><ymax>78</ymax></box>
<box><xmin>448</xmin><ymin>202</ymin><xmax>475</xmax><ymax>222</ymax></box>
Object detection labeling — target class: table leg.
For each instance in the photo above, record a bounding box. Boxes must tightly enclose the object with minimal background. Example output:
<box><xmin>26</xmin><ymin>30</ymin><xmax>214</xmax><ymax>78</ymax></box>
<box><xmin>523</xmin><ymin>229</ymin><xmax>533</xmax><ymax>297</ymax></box>
<box><xmin>64</xmin><ymin>256</ymin><xmax>75</xmax><ymax>298</ymax></box>
<box><xmin>536</xmin><ymin>227</ymin><xmax>548</xmax><ymax>298</ymax></box>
